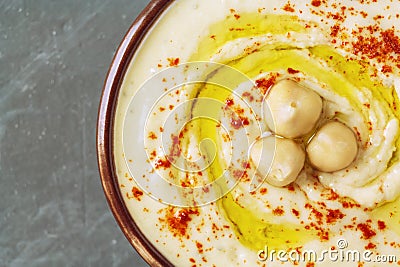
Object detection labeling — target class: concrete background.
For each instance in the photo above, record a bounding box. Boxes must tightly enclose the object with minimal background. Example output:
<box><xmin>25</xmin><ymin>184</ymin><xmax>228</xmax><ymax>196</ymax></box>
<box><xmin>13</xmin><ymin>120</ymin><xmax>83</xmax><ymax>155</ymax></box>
<box><xmin>0</xmin><ymin>0</ymin><xmax>151</xmax><ymax>266</ymax></box>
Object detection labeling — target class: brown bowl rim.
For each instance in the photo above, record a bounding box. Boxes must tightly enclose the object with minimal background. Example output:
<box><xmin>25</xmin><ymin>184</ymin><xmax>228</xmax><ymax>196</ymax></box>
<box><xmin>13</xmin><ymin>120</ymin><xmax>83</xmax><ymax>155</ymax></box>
<box><xmin>96</xmin><ymin>0</ymin><xmax>174</xmax><ymax>266</ymax></box>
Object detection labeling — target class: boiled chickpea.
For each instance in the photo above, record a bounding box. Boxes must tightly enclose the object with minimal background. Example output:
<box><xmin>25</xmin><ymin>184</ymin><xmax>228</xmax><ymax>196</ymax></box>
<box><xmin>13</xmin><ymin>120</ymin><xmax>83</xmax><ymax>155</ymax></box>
<box><xmin>264</xmin><ymin>79</ymin><xmax>322</xmax><ymax>138</ymax></box>
<box><xmin>250</xmin><ymin>136</ymin><xmax>305</xmax><ymax>187</ymax></box>
<box><xmin>306</xmin><ymin>121</ymin><xmax>358</xmax><ymax>172</ymax></box>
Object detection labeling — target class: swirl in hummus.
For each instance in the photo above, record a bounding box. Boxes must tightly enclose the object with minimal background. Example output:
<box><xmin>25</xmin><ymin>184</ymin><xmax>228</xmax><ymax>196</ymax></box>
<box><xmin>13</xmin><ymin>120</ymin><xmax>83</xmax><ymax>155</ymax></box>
<box><xmin>114</xmin><ymin>0</ymin><xmax>400</xmax><ymax>266</ymax></box>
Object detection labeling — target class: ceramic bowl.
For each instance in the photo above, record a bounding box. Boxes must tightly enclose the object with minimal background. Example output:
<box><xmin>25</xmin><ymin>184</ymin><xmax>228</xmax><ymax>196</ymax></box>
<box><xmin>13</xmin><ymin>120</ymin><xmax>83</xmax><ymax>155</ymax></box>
<box><xmin>96</xmin><ymin>1</ymin><xmax>174</xmax><ymax>266</ymax></box>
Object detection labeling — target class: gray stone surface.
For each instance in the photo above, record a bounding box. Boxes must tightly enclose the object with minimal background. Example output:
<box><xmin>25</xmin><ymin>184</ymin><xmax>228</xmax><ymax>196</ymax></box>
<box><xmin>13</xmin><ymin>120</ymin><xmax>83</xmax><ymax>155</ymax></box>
<box><xmin>0</xmin><ymin>0</ymin><xmax>150</xmax><ymax>266</ymax></box>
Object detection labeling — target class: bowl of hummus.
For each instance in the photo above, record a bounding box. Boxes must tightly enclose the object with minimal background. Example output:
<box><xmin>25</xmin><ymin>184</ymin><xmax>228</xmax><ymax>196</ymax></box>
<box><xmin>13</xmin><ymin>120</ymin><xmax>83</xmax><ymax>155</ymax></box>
<box><xmin>97</xmin><ymin>0</ymin><xmax>400</xmax><ymax>266</ymax></box>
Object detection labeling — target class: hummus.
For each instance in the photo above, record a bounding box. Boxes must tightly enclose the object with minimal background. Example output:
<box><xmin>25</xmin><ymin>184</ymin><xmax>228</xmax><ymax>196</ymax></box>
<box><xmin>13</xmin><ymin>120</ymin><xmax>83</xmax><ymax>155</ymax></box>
<box><xmin>114</xmin><ymin>0</ymin><xmax>400</xmax><ymax>266</ymax></box>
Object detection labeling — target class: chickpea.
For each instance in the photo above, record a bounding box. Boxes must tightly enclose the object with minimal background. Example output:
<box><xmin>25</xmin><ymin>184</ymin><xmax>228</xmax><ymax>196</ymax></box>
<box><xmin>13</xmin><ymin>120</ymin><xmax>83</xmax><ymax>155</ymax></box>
<box><xmin>264</xmin><ymin>79</ymin><xmax>322</xmax><ymax>138</ymax></box>
<box><xmin>250</xmin><ymin>136</ymin><xmax>305</xmax><ymax>187</ymax></box>
<box><xmin>307</xmin><ymin>121</ymin><xmax>358</xmax><ymax>172</ymax></box>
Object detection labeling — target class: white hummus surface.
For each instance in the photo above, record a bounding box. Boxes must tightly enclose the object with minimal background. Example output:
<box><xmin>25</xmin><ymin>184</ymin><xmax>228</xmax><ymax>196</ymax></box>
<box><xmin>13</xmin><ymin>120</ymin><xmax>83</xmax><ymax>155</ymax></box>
<box><xmin>113</xmin><ymin>0</ymin><xmax>400</xmax><ymax>266</ymax></box>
